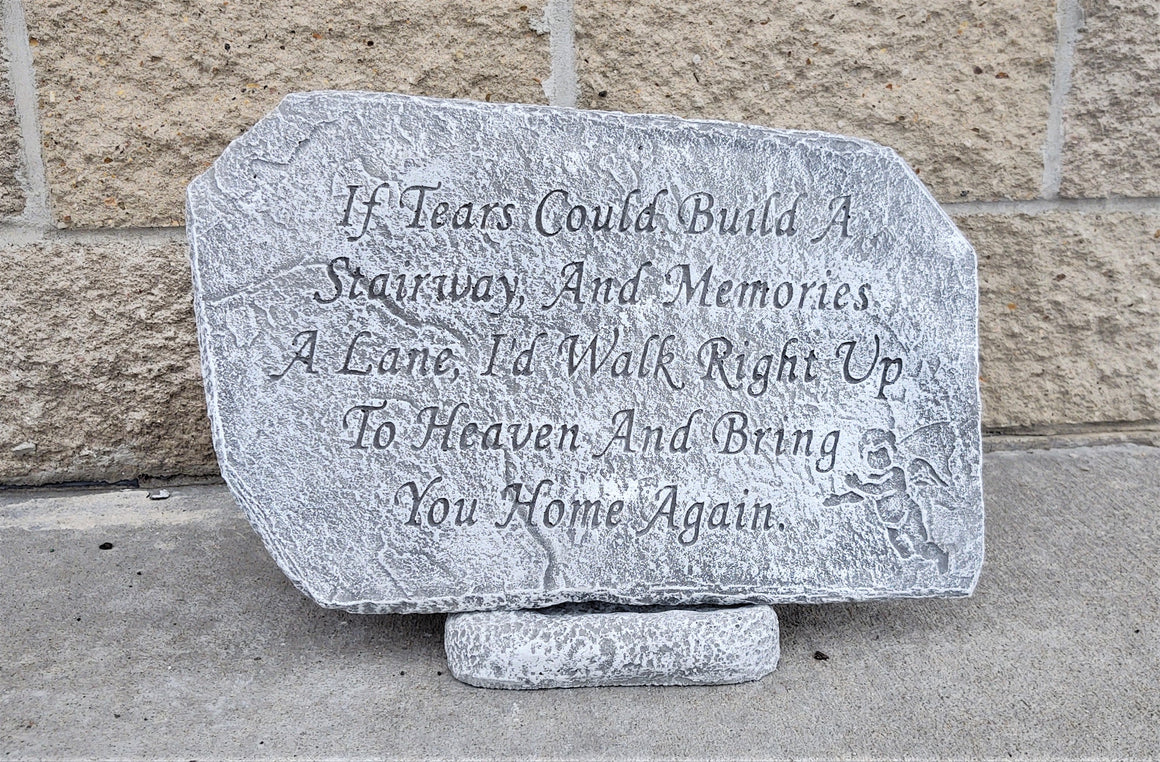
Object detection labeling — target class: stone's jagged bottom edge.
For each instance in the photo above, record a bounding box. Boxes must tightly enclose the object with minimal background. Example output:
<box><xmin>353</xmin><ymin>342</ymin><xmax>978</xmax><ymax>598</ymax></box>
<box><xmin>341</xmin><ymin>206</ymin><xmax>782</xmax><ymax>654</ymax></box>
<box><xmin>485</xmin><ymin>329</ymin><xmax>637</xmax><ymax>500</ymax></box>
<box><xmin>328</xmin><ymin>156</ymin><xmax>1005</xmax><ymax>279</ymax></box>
<box><xmin>444</xmin><ymin>604</ymin><xmax>781</xmax><ymax>690</ymax></box>
<box><xmin>316</xmin><ymin>583</ymin><xmax>977</xmax><ymax>615</ymax></box>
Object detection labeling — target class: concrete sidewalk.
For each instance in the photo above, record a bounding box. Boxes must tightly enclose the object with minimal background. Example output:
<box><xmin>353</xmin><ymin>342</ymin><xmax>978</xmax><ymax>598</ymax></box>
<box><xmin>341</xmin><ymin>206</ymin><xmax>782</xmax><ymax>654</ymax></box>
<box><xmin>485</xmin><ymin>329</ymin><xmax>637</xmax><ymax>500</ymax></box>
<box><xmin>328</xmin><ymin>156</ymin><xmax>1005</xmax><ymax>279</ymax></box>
<box><xmin>2</xmin><ymin>444</ymin><xmax>1158</xmax><ymax>760</ymax></box>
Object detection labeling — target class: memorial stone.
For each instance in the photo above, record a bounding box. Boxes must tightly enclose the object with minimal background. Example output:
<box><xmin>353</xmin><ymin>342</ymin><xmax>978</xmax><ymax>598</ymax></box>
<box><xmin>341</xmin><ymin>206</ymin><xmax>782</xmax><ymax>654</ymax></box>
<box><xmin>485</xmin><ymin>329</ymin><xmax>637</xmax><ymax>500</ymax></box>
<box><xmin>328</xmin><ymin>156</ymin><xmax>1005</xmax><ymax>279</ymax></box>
<box><xmin>187</xmin><ymin>92</ymin><xmax>984</xmax><ymax>621</ymax></box>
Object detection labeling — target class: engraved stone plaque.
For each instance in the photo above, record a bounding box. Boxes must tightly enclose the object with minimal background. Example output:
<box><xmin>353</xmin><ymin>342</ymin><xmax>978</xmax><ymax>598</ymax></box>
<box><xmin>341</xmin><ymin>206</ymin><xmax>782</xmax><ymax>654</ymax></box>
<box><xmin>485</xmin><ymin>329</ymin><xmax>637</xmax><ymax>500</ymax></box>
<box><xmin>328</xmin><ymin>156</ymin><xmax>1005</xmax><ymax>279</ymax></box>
<box><xmin>187</xmin><ymin>92</ymin><xmax>983</xmax><ymax>614</ymax></box>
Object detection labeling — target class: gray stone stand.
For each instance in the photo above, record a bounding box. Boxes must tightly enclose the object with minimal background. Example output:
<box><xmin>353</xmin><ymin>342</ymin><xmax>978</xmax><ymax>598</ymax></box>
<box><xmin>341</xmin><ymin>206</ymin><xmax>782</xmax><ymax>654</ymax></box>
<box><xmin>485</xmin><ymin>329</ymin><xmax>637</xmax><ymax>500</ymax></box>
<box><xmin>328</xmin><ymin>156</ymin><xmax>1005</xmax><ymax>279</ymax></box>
<box><xmin>444</xmin><ymin>604</ymin><xmax>779</xmax><ymax>689</ymax></box>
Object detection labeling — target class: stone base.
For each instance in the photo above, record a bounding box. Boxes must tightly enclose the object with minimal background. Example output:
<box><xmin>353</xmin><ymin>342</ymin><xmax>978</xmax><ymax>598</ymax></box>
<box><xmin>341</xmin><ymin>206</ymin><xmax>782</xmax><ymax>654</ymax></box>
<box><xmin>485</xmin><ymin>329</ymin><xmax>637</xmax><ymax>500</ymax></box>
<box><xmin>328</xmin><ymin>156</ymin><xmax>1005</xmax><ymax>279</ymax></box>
<box><xmin>444</xmin><ymin>604</ymin><xmax>779</xmax><ymax>689</ymax></box>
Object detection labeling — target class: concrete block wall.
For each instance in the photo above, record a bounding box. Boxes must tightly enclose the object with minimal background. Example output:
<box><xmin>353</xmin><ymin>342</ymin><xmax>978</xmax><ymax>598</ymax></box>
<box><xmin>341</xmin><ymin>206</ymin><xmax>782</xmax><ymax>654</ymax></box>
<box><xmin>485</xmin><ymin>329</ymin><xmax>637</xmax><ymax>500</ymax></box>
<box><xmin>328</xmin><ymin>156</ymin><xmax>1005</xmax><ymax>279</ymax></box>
<box><xmin>1</xmin><ymin>0</ymin><xmax>1157</xmax><ymax>486</ymax></box>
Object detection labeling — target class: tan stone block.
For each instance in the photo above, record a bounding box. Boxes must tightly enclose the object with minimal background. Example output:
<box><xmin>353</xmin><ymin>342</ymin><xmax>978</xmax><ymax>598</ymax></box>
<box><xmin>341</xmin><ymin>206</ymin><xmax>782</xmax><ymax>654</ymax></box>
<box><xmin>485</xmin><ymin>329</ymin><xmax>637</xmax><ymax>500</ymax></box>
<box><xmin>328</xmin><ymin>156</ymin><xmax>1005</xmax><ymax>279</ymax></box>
<box><xmin>957</xmin><ymin>212</ymin><xmax>1160</xmax><ymax>429</ymax></box>
<box><xmin>0</xmin><ymin>237</ymin><xmax>217</xmax><ymax>485</ymax></box>
<box><xmin>1060</xmin><ymin>0</ymin><xmax>1160</xmax><ymax>198</ymax></box>
<box><xmin>576</xmin><ymin>0</ymin><xmax>1054</xmax><ymax>203</ymax></box>
<box><xmin>26</xmin><ymin>0</ymin><xmax>550</xmax><ymax>228</ymax></box>
<box><xmin>0</xmin><ymin>38</ymin><xmax>25</xmax><ymax>217</ymax></box>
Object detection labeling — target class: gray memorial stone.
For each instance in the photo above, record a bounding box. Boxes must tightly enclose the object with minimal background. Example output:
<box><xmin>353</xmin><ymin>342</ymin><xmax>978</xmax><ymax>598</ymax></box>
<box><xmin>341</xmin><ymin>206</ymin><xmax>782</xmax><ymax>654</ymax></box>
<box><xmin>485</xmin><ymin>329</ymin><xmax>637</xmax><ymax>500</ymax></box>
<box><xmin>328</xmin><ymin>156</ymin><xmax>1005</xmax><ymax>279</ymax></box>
<box><xmin>445</xmin><ymin>604</ymin><xmax>780</xmax><ymax>689</ymax></box>
<box><xmin>187</xmin><ymin>92</ymin><xmax>984</xmax><ymax>616</ymax></box>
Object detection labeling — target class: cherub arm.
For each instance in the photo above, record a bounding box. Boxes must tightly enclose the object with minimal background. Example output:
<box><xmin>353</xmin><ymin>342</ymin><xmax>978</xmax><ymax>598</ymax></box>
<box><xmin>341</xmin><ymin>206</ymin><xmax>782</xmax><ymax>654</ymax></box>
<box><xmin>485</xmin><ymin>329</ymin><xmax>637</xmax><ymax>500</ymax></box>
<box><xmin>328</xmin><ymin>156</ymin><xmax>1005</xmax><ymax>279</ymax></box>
<box><xmin>847</xmin><ymin>467</ymin><xmax>907</xmax><ymax>495</ymax></box>
<box><xmin>846</xmin><ymin>472</ymin><xmax>890</xmax><ymax>495</ymax></box>
<box><xmin>823</xmin><ymin>491</ymin><xmax>865</xmax><ymax>507</ymax></box>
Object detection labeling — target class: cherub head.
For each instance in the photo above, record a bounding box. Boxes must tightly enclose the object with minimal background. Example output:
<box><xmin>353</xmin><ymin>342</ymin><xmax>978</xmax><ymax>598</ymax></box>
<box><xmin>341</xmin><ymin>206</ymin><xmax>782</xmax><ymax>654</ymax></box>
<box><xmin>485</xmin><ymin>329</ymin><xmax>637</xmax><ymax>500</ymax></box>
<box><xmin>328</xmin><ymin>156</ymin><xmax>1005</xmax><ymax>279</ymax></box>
<box><xmin>860</xmin><ymin>429</ymin><xmax>897</xmax><ymax>470</ymax></box>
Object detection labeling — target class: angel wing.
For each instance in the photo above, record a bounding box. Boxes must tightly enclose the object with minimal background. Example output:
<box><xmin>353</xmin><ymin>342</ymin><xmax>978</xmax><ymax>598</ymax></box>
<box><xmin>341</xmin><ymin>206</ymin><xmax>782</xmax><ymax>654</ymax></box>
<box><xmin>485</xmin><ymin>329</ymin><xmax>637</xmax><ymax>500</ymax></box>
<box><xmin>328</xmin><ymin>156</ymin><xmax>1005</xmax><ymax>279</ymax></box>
<box><xmin>900</xmin><ymin>422</ymin><xmax>956</xmax><ymax>481</ymax></box>
<box><xmin>907</xmin><ymin>457</ymin><xmax>948</xmax><ymax>488</ymax></box>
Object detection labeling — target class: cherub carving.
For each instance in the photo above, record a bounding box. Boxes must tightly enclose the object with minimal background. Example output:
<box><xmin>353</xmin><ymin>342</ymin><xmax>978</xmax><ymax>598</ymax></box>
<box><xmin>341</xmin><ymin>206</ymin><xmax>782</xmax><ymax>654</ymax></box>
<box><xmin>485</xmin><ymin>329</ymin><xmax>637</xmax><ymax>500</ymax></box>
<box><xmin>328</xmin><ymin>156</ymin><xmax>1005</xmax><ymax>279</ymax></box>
<box><xmin>824</xmin><ymin>428</ymin><xmax>950</xmax><ymax>572</ymax></box>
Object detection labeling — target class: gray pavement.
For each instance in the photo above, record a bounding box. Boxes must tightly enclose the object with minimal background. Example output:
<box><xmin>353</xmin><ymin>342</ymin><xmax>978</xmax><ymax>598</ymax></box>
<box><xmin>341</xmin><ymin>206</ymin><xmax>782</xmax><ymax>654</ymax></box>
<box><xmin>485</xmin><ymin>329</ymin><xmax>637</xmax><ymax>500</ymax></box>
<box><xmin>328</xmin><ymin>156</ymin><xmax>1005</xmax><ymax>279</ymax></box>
<box><xmin>2</xmin><ymin>444</ymin><xmax>1158</xmax><ymax>760</ymax></box>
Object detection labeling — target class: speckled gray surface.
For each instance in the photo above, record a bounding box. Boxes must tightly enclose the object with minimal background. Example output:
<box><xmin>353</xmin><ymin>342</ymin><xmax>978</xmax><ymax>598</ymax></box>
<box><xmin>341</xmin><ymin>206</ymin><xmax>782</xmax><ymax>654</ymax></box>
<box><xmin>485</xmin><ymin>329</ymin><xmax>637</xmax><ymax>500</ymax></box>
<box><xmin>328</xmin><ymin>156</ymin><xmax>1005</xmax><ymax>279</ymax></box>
<box><xmin>186</xmin><ymin>92</ymin><xmax>983</xmax><ymax>614</ymax></box>
<box><xmin>445</xmin><ymin>604</ymin><xmax>779</xmax><ymax>689</ymax></box>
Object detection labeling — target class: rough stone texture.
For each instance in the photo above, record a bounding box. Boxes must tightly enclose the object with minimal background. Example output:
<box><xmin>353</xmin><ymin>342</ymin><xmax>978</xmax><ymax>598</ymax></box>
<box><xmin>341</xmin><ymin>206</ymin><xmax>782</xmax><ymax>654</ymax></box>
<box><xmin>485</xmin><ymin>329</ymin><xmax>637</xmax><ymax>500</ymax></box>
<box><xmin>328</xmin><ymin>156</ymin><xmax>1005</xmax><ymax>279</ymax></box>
<box><xmin>23</xmin><ymin>0</ymin><xmax>550</xmax><ymax>228</ymax></box>
<box><xmin>445</xmin><ymin>604</ymin><xmax>779</xmax><ymax>689</ymax></box>
<box><xmin>575</xmin><ymin>0</ymin><xmax>1055</xmax><ymax>204</ymax></box>
<box><xmin>0</xmin><ymin>237</ymin><xmax>217</xmax><ymax>485</ymax></box>
<box><xmin>1060</xmin><ymin>0</ymin><xmax>1160</xmax><ymax>198</ymax></box>
<box><xmin>958</xmin><ymin>212</ymin><xmax>1160</xmax><ymax>430</ymax></box>
<box><xmin>0</xmin><ymin>36</ymin><xmax>25</xmax><ymax>217</ymax></box>
<box><xmin>188</xmin><ymin>93</ymin><xmax>983</xmax><ymax>614</ymax></box>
